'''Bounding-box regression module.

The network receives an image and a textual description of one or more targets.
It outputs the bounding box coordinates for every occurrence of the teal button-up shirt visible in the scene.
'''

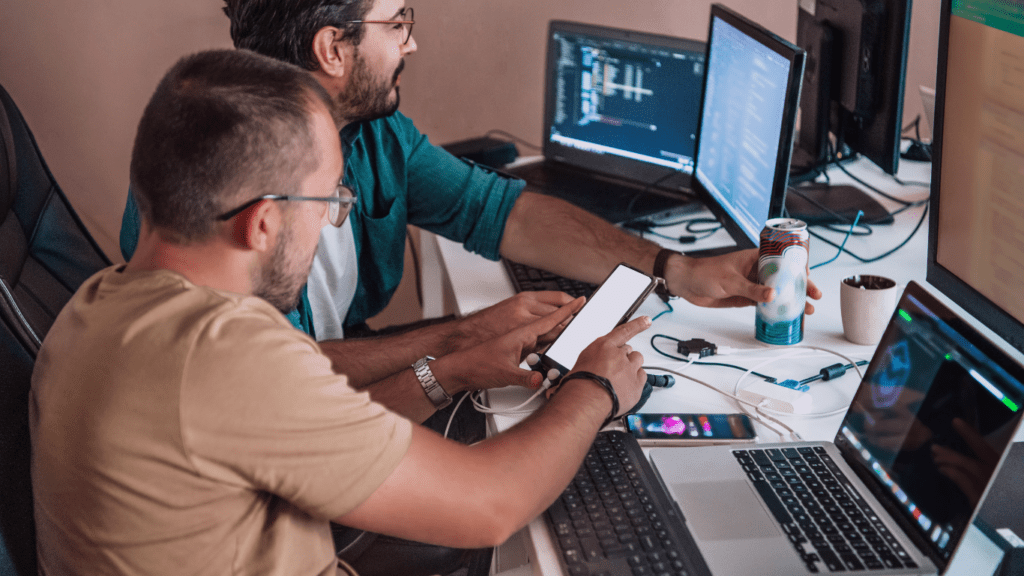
[121,111,525,335]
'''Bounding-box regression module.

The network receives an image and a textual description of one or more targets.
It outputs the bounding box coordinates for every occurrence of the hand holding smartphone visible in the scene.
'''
[533,263,658,384]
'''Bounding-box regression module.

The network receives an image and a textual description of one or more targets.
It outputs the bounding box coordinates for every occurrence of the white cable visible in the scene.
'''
[469,381,550,416]
[443,391,473,440]
[645,365,798,441]
[732,345,867,419]
[643,352,698,375]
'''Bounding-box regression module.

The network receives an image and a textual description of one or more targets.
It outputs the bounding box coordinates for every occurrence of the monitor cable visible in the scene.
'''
[484,129,542,152]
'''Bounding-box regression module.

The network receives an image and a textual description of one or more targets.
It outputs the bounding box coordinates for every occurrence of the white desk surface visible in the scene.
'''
[428,158,1017,576]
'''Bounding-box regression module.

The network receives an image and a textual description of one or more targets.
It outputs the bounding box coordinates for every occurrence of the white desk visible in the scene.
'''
[426,158,1015,576]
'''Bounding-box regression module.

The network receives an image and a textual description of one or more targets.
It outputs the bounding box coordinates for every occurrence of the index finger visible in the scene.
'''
[601,316,652,347]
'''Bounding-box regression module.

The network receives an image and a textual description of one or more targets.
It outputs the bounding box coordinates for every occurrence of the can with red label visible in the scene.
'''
[756,218,810,345]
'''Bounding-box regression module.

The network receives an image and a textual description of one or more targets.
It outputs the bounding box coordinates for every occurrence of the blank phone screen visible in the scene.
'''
[544,265,654,370]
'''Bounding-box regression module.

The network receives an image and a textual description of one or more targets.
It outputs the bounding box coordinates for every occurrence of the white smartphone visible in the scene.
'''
[535,263,658,382]
[624,413,758,446]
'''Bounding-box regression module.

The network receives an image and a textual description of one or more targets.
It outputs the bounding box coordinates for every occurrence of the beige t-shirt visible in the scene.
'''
[30,266,412,575]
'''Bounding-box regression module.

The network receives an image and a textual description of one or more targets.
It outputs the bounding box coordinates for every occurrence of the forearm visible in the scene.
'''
[319,321,470,388]
[354,350,482,423]
[359,369,437,423]
[336,377,612,548]
[500,191,662,283]
[461,378,613,534]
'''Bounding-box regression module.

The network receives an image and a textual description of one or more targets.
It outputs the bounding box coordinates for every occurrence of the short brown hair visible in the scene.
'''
[130,49,333,244]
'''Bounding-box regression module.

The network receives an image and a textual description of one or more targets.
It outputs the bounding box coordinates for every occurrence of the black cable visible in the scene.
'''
[901,115,922,137]
[892,177,931,188]
[627,217,721,244]
[684,218,722,236]
[807,203,929,264]
[484,129,542,152]
[822,222,872,235]
[624,168,692,219]
[650,335,778,383]
[799,361,870,385]
[832,154,917,207]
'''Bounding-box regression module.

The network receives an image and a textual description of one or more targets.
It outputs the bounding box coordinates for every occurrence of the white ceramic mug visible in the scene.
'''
[840,275,900,345]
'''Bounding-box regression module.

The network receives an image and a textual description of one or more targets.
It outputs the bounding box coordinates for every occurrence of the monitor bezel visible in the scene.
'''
[541,20,707,190]
[925,0,1024,356]
[690,4,805,249]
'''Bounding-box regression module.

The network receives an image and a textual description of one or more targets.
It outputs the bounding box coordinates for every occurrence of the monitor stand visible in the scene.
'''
[786,182,894,226]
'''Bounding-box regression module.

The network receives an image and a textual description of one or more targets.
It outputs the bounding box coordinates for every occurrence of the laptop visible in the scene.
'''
[505,20,708,224]
[648,281,1024,575]
[510,7,803,256]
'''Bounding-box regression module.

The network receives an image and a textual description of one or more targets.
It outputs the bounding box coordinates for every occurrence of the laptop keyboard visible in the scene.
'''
[502,259,597,298]
[733,447,919,573]
[546,431,711,576]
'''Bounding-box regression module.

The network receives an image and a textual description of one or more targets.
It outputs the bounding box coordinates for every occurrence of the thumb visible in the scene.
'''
[511,367,544,389]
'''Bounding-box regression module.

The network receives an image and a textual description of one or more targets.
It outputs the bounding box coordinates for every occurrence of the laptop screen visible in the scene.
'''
[694,10,801,245]
[544,22,705,180]
[837,284,1024,567]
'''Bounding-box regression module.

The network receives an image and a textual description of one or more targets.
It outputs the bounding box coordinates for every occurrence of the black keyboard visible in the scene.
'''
[545,431,711,576]
[502,259,597,298]
[733,447,919,573]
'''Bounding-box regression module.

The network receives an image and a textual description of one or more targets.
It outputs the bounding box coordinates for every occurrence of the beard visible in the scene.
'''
[334,52,403,124]
[252,225,315,315]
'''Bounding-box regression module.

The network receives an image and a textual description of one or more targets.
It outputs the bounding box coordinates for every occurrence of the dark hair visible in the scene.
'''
[223,0,374,71]
[130,49,334,244]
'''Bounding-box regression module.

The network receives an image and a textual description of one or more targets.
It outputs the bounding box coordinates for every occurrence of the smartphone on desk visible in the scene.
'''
[624,413,757,446]
[535,263,658,382]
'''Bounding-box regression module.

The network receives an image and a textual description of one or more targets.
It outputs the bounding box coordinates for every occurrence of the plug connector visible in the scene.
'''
[819,363,851,381]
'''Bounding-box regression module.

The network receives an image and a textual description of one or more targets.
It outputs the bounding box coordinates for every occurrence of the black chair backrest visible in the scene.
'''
[0,82,111,576]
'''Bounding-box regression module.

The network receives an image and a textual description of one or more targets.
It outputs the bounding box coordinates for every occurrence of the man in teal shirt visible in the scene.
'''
[121,0,821,388]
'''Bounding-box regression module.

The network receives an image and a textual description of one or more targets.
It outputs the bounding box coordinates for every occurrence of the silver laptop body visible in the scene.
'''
[650,282,1024,576]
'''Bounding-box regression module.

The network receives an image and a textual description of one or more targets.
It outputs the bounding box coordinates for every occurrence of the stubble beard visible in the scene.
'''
[334,51,403,125]
[253,226,315,315]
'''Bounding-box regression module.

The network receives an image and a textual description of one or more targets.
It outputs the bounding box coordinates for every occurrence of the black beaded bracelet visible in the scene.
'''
[560,371,620,429]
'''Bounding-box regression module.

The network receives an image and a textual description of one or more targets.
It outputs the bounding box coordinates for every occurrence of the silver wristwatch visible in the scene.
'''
[412,356,452,409]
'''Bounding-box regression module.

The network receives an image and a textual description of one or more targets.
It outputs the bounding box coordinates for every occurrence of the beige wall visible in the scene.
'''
[0,1,232,259]
[0,0,940,317]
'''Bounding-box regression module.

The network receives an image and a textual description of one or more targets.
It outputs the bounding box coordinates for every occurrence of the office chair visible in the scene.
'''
[0,82,112,576]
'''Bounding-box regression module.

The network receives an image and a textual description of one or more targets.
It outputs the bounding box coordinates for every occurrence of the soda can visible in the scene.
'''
[756,218,809,345]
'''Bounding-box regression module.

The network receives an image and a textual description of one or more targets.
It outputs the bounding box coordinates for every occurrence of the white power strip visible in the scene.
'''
[738,381,814,414]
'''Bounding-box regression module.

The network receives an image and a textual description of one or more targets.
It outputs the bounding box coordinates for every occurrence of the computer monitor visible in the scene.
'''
[787,0,913,225]
[926,0,1024,356]
[543,21,707,186]
[689,3,804,249]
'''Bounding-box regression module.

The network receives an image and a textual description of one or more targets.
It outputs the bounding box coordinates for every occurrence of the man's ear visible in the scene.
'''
[238,200,281,254]
[312,26,349,80]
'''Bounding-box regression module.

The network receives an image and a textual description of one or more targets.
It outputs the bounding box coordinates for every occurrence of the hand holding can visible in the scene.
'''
[756,218,809,345]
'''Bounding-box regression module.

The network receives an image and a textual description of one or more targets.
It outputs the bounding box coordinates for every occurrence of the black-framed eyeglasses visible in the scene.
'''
[345,6,414,44]
[215,183,358,228]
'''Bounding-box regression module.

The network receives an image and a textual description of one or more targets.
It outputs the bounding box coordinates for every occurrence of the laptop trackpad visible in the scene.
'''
[673,481,780,541]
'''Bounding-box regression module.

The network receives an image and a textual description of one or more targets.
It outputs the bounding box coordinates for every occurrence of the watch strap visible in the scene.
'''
[412,356,452,410]
[653,248,681,302]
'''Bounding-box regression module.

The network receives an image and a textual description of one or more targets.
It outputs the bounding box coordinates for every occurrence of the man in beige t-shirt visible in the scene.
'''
[31,50,650,575]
